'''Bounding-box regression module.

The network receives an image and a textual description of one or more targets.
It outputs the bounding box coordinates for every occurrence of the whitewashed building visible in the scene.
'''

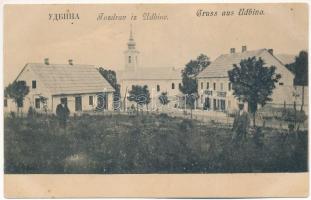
[196,47,307,113]
[118,27,183,110]
[4,59,115,114]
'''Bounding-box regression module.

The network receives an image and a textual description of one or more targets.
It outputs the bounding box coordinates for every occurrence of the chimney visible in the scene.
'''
[44,58,49,65]
[68,59,73,65]
[268,49,273,55]
[242,45,247,52]
[230,48,235,54]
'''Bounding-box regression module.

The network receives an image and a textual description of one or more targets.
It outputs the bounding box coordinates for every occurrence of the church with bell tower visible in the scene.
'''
[124,25,139,71]
[118,24,183,111]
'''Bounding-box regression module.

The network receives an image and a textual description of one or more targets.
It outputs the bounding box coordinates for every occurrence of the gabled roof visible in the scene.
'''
[197,49,293,78]
[275,54,296,65]
[18,63,115,95]
[118,67,182,81]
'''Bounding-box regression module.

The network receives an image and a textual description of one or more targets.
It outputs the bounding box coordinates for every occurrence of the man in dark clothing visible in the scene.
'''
[56,101,70,128]
[232,103,250,144]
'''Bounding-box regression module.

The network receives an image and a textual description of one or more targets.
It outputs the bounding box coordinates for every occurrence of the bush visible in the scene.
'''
[158,113,169,119]
[179,119,193,131]
[282,109,307,123]
[27,106,36,118]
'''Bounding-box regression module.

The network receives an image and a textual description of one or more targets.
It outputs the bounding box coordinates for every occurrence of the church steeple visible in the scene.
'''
[127,24,136,50]
[124,24,139,71]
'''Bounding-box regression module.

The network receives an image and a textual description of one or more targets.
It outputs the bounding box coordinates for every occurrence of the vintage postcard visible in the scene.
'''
[3,2,309,198]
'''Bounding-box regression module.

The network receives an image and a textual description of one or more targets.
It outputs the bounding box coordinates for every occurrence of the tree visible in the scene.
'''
[127,85,151,115]
[288,51,308,111]
[179,54,210,119]
[158,92,170,111]
[228,57,281,127]
[4,80,30,115]
[98,67,121,110]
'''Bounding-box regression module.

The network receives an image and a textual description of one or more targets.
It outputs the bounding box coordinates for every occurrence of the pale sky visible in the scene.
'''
[4,3,308,85]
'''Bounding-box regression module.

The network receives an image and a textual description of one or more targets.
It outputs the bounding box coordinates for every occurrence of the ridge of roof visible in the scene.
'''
[19,62,115,95]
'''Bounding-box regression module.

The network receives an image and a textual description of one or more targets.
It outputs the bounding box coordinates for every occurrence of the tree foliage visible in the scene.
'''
[179,54,210,111]
[285,51,308,86]
[5,81,30,108]
[158,92,170,108]
[127,85,151,114]
[98,67,121,109]
[228,57,281,126]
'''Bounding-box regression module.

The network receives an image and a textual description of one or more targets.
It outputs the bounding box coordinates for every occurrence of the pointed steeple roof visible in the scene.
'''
[127,24,136,49]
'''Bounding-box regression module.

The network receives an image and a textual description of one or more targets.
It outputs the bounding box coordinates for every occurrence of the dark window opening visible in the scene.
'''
[4,99,7,107]
[60,97,67,105]
[228,83,232,91]
[157,85,160,92]
[89,96,93,105]
[32,80,36,89]
[128,56,132,63]
[206,82,209,89]
[201,82,203,89]
[172,83,175,89]
[213,83,216,90]
[279,82,284,86]
[35,98,40,109]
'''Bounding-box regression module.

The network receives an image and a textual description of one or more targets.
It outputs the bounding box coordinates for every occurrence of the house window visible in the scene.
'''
[220,83,224,91]
[279,82,284,86]
[32,80,36,89]
[89,96,93,105]
[60,97,67,105]
[206,82,209,89]
[213,83,216,90]
[128,56,132,63]
[35,98,40,109]
[201,82,203,89]
[157,85,160,92]
[4,99,7,107]
[228,83,232,91]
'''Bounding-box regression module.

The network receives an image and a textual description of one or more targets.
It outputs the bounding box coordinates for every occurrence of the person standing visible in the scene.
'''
[232,102,250,144]
[56,100,70,128]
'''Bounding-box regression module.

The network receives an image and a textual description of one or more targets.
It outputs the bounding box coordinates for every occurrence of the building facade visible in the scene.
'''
[118,27,183,111]
[197,47,306,113]
[4,59,115,114]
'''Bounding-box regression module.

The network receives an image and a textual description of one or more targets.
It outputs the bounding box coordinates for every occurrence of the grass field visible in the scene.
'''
[4,113,308,174]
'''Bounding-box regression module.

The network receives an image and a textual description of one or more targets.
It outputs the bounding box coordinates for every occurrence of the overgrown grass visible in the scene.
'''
[4,113,308,174]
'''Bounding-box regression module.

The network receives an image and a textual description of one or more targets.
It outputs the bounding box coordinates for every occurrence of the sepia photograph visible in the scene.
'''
[3,2,309,197]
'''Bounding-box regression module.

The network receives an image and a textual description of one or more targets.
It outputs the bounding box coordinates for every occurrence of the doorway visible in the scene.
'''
[75,96,82,111]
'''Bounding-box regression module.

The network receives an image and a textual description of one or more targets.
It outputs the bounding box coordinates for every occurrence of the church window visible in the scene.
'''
[172,83,175,89]
[213,83,216,90]
[157,85,160,92]
[128,56,132,63]
[206,82,209,89]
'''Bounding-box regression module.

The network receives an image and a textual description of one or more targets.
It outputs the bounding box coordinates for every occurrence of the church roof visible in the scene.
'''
[118,67,182,81]
[197,49,293,78]
[18,63,115,95]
